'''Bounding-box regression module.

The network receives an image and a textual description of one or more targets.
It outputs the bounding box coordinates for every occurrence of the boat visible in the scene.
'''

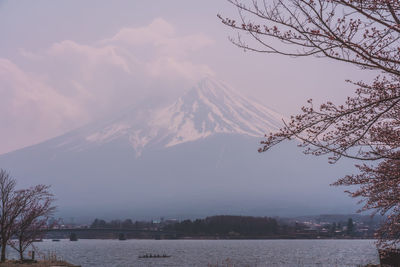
[138,253,171,259]
[69,233,78,241]
[52,239,60,242]
[118,233,126,240]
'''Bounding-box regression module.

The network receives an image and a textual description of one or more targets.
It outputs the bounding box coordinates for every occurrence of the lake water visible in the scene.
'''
[7,239,380,267]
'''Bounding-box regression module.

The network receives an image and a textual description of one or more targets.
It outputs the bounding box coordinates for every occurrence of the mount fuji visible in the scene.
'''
[0,78,356,221]
[46,78,284,156]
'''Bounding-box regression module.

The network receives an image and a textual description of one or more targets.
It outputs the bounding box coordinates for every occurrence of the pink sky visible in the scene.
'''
[0,0,371,154]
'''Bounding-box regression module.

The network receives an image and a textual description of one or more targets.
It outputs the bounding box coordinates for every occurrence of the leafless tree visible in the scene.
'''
[0,169,55,261]
[0,169,23,262]
[8,185,55,260]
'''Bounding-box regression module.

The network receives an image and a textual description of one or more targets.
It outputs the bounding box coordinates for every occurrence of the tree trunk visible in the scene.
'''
[1,236,6,262]
[19,239,23,261]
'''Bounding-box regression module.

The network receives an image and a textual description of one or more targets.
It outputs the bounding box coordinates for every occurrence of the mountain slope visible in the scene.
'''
[150,78,283,147]
[49,78,283,156]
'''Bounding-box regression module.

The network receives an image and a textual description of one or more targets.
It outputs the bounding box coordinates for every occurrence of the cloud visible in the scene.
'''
[0,58,86,154]
[1,18,214,154]
[23,18,214,108]
[48,40,132,74]
[100,18,214,57]
[101,18,176,46]
[146,57,213,82]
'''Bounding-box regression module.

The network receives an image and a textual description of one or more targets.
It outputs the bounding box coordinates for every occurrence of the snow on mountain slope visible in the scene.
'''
[61,78,285,155]
[151,78,283,147]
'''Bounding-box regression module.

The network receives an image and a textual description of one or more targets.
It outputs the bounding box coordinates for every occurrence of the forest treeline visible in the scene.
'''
[90,215,281,236]
[163,215,279,235]
[88,215,378,239]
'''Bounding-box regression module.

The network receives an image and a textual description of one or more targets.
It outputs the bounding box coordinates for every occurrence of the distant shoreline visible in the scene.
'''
[42,236,376,241]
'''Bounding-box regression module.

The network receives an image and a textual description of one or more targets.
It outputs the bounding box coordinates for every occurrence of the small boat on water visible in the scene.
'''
[52,239,60,242]
[118,233,126,240]
[138,253,171,259]
[69,233,78,241]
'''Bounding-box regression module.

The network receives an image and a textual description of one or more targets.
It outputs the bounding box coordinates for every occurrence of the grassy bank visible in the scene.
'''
[0,260,80,267]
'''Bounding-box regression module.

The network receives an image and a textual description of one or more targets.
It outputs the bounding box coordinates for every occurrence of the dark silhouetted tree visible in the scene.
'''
[8,185,55,260]
[0,169,55,261]
[0,169,23,262]
[347,218,354,235]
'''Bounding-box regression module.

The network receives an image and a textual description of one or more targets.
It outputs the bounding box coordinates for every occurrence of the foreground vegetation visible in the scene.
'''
[0,260,79,267]
[220,0,400,249]
[0,169,55,262]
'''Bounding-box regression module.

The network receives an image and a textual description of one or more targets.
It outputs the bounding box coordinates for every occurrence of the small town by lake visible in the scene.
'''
[9,239,379,267]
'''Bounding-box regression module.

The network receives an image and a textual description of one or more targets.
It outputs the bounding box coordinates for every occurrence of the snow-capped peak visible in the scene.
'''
[151,78,284,147]
[76,77,285,155]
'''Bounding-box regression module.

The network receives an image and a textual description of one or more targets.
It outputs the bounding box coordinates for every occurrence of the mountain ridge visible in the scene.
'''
[13,77,284,157]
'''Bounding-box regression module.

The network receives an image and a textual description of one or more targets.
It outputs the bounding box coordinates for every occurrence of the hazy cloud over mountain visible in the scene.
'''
[0,0,372,155]
[0,18,214,154]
